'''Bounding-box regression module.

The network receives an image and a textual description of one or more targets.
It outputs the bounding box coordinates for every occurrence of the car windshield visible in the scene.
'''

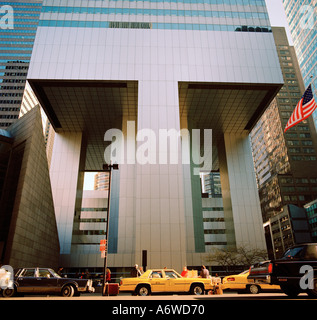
[282,246,304,259]
[150,271,163,278]
[165,271,181,279]
[49,269,61,278]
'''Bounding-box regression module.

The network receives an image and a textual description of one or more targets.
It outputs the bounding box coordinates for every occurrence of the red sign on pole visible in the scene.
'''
[100,239,107,252]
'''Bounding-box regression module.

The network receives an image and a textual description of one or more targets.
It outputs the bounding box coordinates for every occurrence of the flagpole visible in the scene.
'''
[310,75,317,94]
[309,75,317,132]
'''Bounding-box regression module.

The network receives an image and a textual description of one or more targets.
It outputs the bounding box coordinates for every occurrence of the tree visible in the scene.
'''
[236,245,268,267]
[205,245,268,272]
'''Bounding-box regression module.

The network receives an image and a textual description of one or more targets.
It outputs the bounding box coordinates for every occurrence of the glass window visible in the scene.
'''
[20,268,36,277]
[282,246,305,260]
[35,2,273,32]
[150,271,163,278]
[165,271,181,279]
[38,269,51,278]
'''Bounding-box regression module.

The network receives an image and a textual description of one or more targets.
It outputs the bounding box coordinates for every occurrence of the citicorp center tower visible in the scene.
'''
[28,0,283,271]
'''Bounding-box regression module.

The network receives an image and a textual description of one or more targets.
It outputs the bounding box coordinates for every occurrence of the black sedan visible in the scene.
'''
[1,267,95,297]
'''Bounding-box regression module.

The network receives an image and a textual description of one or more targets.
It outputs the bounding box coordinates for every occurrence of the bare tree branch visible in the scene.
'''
[205,246,268,271]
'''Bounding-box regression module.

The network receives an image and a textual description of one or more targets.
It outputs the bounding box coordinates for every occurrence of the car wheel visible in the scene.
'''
[136,285,151,296]
[190,284,204,295]
[307,278,317,298]
[61,285,75,297]
[2,287,16,298]
[247,284,260,294]
[280,284,300,298]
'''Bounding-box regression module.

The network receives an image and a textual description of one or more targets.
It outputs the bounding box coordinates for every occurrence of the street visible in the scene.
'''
[1,291,315,300]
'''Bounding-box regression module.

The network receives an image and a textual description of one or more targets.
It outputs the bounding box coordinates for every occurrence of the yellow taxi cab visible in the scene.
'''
[222,270,280,294]
[119,269,213,296]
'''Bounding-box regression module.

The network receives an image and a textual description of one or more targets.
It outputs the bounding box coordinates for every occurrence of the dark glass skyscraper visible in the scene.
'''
[250,27,317,225]
[0,1,42,128]
[282,0,317,130]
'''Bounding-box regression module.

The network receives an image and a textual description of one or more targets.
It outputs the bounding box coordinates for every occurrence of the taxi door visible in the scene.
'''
[164,270,187,292]
[148,271,166,292]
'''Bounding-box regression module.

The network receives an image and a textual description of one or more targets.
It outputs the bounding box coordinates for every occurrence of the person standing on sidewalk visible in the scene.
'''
[131,264,141,277]
[200,265,209,278]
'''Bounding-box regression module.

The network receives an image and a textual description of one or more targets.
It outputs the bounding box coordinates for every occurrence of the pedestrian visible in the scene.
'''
[181,266,188,278]
[106,268,111,282]
[57,267,63,276]
[200,265,209,278]
[131,264,141,277]
[85,269,90,279]
[139,266,144,275]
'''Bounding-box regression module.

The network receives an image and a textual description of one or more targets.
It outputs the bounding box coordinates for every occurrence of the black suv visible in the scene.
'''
[248,243,317,298]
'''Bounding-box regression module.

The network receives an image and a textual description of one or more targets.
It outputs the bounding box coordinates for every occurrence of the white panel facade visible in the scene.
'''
[49,132,83,254]
[223,132,266,249]
[29,28,282,85]
[29,17,283,269]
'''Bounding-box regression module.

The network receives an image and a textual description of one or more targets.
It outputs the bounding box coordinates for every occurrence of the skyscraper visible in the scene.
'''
[0,0,42,128]
[0,106,60,268]
[282,0,317,129]
[94,172,110,191]
[250,27,317,256]
[27,0,283,271]
[201,172,222,198]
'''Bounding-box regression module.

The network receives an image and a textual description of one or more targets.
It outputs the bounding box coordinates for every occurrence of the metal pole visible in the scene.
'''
[310,74,317,93]
[102,167,112,296]
[309,74,317,128]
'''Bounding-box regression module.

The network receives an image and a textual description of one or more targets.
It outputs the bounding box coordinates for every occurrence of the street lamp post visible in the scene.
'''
[102,163,119,296]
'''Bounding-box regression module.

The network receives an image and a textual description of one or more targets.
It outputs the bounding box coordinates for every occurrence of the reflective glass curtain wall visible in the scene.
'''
[282,0,317,130]
[39,0,271,32]
[0,1,42,128]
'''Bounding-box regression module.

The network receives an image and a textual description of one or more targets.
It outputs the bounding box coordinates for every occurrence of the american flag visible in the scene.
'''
[284,84,317,133]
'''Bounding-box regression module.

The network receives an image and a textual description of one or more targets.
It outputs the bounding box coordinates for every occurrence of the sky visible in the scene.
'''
[83,0,293,190]
[265,0,293,44]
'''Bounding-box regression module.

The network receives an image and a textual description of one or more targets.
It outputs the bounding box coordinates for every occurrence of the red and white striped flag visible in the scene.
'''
[284,84,317,133]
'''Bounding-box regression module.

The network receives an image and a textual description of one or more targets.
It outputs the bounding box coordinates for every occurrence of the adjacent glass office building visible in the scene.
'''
[27,0,283,271]
[0,1,42,128]
[250,27,317,258]
[251,27,317,223]
[282,0,317,130]
[304,199,317,241]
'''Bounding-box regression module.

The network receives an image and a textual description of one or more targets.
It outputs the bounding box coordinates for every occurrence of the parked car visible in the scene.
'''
[222,270,280,294]
[119,268,213,296]
[248,243,317,298]
[1,267,95,297]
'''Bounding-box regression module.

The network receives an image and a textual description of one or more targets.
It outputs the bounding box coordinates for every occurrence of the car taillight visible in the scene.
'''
[268,263,273,274]
[120,280,122,286]
[227,277,235,281]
